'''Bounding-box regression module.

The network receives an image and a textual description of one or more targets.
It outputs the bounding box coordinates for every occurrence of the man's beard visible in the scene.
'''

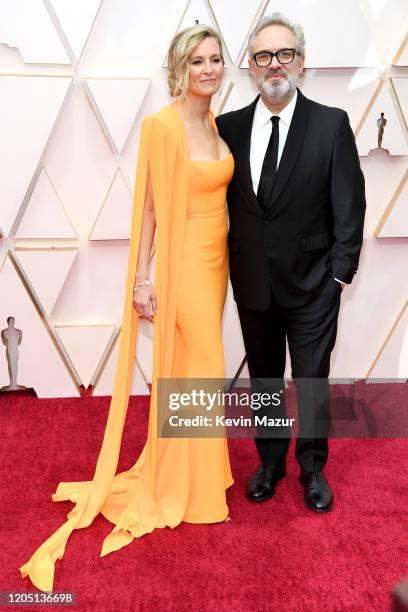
[258,69,298,100]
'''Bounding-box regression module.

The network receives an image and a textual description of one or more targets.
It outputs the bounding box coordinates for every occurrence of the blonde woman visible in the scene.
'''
[20,25,234,592]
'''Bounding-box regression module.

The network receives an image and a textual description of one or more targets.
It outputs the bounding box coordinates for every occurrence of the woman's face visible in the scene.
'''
[187,36,223,98]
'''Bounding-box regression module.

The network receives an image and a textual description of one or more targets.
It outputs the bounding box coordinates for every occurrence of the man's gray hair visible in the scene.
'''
[248,13,306,58]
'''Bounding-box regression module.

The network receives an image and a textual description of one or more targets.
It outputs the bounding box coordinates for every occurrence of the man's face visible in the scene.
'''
[248,24,304,100]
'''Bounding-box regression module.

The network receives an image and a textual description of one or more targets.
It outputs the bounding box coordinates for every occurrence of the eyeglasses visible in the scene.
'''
[252,48,299,67]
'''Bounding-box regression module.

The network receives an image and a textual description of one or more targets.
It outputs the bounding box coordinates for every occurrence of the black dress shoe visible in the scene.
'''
[247,459,286,502]
[299,470,333,512]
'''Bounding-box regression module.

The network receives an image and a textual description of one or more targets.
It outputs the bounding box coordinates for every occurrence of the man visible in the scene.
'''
[216,13,366,512]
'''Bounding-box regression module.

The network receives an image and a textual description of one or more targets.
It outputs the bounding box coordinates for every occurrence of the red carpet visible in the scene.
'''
[2,390,407,611]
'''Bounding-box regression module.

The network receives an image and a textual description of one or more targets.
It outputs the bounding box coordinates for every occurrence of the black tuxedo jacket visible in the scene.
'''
[216,89,366,310]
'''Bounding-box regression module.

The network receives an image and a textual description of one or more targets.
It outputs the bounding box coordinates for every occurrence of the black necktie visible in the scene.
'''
[257,115,280,210]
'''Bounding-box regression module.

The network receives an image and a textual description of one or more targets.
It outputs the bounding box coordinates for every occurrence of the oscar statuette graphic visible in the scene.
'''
[377,112,387,148]
[1,317,28,392]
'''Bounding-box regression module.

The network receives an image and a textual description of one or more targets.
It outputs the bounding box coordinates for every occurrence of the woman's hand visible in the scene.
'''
[133,284,157,323]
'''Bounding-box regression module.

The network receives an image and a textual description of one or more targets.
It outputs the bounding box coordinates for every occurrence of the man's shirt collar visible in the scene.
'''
[254,88,298,128]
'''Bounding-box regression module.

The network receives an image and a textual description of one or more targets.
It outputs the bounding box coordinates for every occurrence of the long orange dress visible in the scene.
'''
[19,105,234,592]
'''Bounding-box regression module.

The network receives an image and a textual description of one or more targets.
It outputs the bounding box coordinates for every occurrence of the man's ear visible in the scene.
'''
[298,56,305,75]
[248,57,254,78]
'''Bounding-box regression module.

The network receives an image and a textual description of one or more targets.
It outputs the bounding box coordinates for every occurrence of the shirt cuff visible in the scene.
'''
[334,277,346,285]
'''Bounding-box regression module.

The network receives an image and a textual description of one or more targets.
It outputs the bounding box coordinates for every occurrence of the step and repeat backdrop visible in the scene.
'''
[0,0,407,397]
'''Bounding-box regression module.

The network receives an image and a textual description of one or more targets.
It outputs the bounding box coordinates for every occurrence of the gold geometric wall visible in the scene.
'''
[0,0,407,397]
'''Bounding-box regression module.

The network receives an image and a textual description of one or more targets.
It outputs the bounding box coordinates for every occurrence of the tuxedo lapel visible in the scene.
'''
[265,89,311,212]
[233,96,263,215]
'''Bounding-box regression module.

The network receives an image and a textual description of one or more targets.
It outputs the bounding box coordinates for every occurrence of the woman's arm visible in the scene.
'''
[133,165,157,322]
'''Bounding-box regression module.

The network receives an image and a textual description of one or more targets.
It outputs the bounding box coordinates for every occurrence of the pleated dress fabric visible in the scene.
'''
[19,106,234,592]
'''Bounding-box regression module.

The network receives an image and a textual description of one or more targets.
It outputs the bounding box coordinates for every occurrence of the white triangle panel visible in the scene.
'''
[222,282,246,379]
[395,38,408,66]
[392,77,408,129]
[42,81,118,238]
[135,318,154,385]
[360,151,408,238]
[210,80,233,116]
[377,171,408,237]
[14,248,78,316]
[55,324,116,388]
[301,69,380,132]
[364,0,408,64]
[178,0,218,33]
[0,76,71,238]
[356,83,408,156]
[89,170,133,240]
[0,254,79,398]
[331,238,408,379]
[164,0,224,67]
[86,78,150,152]
[220,81,255,114]
[212,78,256,117]
[209,0,262,63]
[0,249,6,271]
[133,357,149,395]
[0,0,70,63]
[15,168,77,239]
[79,0,186,76]
[258,0,380,68]
[49,0,102,60]
[368,301,408,380]
[93,332,149,396]
[133,356,149,395]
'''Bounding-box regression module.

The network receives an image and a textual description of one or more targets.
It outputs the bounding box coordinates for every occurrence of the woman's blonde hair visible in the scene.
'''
[167,25,224,99]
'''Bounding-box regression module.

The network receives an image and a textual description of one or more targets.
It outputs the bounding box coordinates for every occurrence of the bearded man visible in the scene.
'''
[216,13,366,512]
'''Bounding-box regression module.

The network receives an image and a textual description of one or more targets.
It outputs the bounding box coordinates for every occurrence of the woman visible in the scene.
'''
[19,25,234,592]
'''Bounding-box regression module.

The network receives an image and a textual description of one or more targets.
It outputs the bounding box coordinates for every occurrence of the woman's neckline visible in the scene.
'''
[169,104,232,163]
[189,153,233,163]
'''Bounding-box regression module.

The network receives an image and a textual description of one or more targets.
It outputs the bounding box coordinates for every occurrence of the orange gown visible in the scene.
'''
[19,105,234,592]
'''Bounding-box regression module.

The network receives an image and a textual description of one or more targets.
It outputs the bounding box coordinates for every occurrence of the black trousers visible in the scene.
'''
[237,274,341,473]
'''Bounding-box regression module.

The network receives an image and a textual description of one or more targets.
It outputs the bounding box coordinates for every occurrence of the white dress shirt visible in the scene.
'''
[249,90,345,287]
[250,89,297,195]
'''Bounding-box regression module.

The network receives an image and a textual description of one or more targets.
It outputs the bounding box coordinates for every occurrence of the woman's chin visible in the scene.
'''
[190,88,219,99]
